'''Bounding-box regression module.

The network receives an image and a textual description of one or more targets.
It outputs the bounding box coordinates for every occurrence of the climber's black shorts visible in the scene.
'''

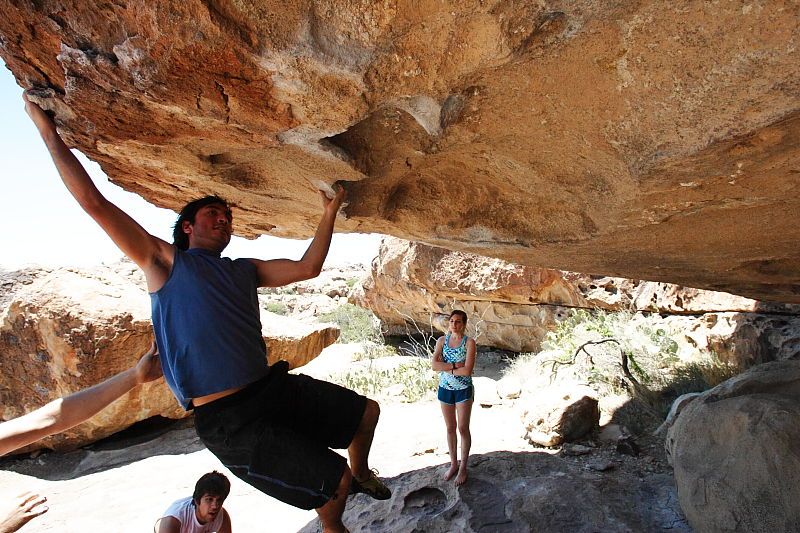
[194,361,367,509]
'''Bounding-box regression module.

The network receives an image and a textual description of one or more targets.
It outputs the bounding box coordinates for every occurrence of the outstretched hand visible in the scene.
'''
[22,92,57,135]
[0,492,48,533]
[320,184,347,216]
[134,340,163,385]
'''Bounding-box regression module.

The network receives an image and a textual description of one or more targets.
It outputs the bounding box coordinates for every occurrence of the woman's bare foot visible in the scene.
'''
[443,463,459,481]
[454,467,468,486]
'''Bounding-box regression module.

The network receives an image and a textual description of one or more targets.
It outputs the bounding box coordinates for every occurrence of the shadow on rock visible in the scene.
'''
[0,416,204,481]
[300,450,690,533]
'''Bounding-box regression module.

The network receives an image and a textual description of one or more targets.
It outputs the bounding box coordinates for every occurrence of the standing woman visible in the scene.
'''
[432,310,476,485]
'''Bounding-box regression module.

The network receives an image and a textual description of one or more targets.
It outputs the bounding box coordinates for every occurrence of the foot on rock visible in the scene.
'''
[351,469,392,500]
[443,464,459,481]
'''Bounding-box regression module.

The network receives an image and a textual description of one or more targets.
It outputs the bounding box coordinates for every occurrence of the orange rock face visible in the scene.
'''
[0,263,338,452]
[355,238,800,355]
[1,2,799,301]
[0,265,186,453]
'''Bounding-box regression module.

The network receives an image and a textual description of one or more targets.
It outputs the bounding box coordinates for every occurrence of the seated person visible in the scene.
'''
[156,471,232,533]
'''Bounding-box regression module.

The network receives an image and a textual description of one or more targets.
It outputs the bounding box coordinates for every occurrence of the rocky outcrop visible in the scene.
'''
[0,265,184,453]
[264,313,339,368]
[300,451,689,532]
[356,238,800,356]
[2,3,799,302]
[258,264,366,319]
[666,359,800,533]
[520,385,600,447]
[0,263,338,452]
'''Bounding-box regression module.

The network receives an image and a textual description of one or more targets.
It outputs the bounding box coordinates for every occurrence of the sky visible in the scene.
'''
[0,63,380,270]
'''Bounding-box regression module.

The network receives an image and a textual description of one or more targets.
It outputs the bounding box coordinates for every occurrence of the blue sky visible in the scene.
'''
[0,63,379,269]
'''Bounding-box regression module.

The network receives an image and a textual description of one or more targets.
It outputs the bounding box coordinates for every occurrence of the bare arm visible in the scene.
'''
[250,188,346,287]
[452,338,476,376]
[155,516,181,533]
[431,337,470,373]
[23,94,174,291]
[0,492,48,533]
[431,337,450,371]
[219,509,232,533]
[0,343,162,456]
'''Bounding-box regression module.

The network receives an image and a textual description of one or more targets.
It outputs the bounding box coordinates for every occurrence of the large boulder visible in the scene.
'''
[520,384,600,447]
[356,237,800,354]
[300,451,689,532]
[666,359,800,532]
[0,265,184,453]
[263,312,339,368]
[2,3,799,302]
[0,264,338,452]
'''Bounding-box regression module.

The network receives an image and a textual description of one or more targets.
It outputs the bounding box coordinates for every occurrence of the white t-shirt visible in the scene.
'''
[161,496,225,533]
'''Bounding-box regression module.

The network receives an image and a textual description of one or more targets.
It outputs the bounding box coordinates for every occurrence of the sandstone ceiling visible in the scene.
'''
[1,1,798,302]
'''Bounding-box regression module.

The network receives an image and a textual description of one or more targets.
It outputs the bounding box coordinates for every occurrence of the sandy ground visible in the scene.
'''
[0,344,532,532]
[1,343,670,532]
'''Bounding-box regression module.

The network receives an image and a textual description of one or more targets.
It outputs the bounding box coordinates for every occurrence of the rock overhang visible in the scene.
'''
[1,1,798,301]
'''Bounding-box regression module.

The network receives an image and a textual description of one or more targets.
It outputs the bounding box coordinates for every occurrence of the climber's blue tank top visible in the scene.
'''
[150,248,269,410]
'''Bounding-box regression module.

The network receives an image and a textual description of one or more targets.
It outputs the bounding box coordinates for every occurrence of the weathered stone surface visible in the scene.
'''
[496,375,521,400]
[2,3,799,302]
[666,359,800,533]
[357,237,800,354]
[361,239,800,316]
[355,237,576,351]
[661,312,800,369]
[0,265,185,453]
[653,392,700,439]
[300,451,689,533]
[0,264,338,452]
[520,384,600,447]
[259,264,366,320]
[472,376,500,407]
[264,312,339,368]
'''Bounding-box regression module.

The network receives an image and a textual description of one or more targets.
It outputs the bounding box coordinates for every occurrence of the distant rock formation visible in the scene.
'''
[666,359,800,532]
[2,4,799,301]
[355,238,800,359]
[0,263,338,452]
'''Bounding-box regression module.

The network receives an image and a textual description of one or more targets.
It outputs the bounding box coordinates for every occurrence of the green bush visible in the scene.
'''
[317,304,382,344]
[354,342,398,361]
[509,309,737,416]
[263,301,289,315]
[331,357,437,402]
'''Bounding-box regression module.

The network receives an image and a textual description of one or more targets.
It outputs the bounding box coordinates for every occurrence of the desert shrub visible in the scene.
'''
[508,309,736,416]
[330,357,437,402]
[354,342,397,362]
[263,301,289,315]
[317,304,382,344]
[663,358,737,398]
[277,285,298,295]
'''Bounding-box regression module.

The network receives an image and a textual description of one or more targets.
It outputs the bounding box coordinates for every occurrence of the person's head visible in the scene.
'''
[192,471,230,524]
[448,310,468,334]
[173,195,232,252]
